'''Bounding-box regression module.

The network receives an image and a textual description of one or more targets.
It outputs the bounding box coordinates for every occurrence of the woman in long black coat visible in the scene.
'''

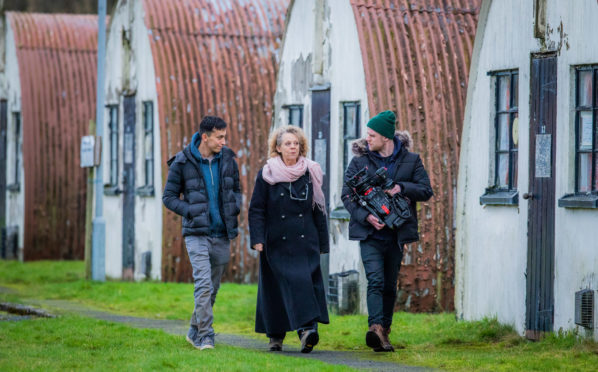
[248,125,329,353]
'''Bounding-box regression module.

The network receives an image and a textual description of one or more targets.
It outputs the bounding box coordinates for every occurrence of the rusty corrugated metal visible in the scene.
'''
[140,0,289,282]
[7,12,99,260]
[350,0,480,311]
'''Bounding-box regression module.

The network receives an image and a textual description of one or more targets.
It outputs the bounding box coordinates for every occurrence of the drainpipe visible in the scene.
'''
[92,0,107,281]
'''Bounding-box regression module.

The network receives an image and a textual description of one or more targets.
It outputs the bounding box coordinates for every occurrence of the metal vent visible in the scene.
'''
[328,270,359,315]
[140,251,152,279]
[575,289,594,329]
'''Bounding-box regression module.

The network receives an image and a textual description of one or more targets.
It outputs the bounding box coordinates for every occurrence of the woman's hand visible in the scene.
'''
[253,243,264,252]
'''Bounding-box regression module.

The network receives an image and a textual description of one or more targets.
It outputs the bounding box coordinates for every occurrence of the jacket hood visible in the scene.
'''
[351,130,412,157]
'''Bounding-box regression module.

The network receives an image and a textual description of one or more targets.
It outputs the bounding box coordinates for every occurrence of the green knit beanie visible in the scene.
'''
[367,110,396,139]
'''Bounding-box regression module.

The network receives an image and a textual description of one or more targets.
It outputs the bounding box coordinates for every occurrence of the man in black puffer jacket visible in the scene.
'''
[342,110,433,352]
[163,116,241,351]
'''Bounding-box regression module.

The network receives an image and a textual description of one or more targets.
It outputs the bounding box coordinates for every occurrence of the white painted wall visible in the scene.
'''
[457,0,598,338]
[103,3,126,278]
[546,0,598,338]
[456,0,537,333]
[103,0,162,280]
[3,18,24,260]
[326,0,370,314]
[274,0,370,313]
[273,0,316,137]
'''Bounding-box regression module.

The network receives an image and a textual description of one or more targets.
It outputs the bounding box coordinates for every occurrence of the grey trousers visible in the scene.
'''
[185,235,230,338]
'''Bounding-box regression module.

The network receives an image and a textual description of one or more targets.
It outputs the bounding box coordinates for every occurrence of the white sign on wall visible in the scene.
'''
[80,135,101,168]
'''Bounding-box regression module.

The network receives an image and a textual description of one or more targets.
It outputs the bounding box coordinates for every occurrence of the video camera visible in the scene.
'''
[346,166,411,229]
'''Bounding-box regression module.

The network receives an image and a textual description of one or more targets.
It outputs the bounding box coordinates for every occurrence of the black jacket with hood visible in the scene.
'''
[162,141,242,240]
[341,131,433,245]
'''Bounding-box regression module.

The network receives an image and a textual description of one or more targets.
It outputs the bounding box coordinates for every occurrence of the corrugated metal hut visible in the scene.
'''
[456,0,598,340]
[0,12,99,260]
[101,0,288,280]
[273,0,480,312]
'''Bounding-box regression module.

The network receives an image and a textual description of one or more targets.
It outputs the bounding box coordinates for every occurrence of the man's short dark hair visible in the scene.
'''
[199,116,227,136]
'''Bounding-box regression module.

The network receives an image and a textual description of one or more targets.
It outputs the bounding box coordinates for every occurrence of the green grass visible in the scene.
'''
[0,315,352,371]
[1,260,598,371]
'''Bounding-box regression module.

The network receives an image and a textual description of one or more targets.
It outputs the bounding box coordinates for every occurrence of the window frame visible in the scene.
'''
[558,65,598,209]
[285,105,303,128]
[103,105,120,196]
[136,101,154,197]
[342,101,360,172]
[108,105,119,186]
[7,112,21,192]
[480,69,519,206]
[574,66,597,193]
[493,70,519,191]
[330,101,361,221]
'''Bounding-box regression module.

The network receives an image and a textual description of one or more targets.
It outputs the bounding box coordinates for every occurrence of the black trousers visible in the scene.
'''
[360,238,404,328]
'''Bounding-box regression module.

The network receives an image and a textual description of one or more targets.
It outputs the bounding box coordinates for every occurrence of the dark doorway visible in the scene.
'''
[0,100,7,258]
[526,53,557,340]
[310,87,331,209]
[311,86,331,296]
[122,95,136,279]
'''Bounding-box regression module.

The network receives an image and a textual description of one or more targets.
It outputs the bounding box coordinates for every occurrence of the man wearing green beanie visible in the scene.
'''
[366,110,396,140]
[342,110,433,352]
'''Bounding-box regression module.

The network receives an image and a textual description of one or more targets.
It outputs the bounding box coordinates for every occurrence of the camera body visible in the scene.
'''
[346,166,411,229]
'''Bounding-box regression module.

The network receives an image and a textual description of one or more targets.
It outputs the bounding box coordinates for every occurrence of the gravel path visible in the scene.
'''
[1,293,436,372]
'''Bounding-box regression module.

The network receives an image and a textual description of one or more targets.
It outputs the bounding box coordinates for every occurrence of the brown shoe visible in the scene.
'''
[268,337,283,351]
[381,327,395,352]
[365,324,385,351]
[299,329,319,353]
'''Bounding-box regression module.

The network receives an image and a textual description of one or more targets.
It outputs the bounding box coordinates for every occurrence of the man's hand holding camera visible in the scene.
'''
[366,214,385,230]
[384,184,401,196]
[366,184,401,230]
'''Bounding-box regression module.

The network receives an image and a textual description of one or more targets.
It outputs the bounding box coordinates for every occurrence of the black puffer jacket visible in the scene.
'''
[341,131,433,245]
[162,144,241,239]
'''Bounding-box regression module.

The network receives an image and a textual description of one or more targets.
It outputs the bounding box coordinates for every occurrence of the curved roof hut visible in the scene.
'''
[456,0,598,339]
[1,12,99,260]
[101,0,288,280]
[273,0,480,312]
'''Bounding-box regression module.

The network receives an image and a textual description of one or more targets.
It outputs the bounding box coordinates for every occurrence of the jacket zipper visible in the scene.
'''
[208,159,214,186]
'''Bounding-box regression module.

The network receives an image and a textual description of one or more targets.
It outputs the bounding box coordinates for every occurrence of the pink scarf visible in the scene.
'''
[262,156,326,213]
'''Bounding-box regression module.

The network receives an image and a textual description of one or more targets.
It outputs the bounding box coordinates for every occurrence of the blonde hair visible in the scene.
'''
[268,125,309,158]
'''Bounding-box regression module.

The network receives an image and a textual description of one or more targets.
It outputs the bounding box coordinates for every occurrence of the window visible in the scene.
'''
[139,101,154,194]
[493,71,519,190]
[286,105,303,128]
[558,66,598,209]
[480,70,519,205]
[108,105,119,187]
[574,67,598,193]
[8,112,21,191]
[343,102,360,171]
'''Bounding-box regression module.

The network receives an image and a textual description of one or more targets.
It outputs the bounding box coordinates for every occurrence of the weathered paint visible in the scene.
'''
[103,0,163,280]
[145,0,288,283]
[273,0,371,313]
[274,0,479,313]
[3,12,99,260]
[456,0,598,338]
[2,17,24,260]
[350,0,480,312]
[103,0,288,282]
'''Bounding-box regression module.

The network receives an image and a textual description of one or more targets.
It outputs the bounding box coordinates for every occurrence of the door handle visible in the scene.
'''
[522,192,534,200]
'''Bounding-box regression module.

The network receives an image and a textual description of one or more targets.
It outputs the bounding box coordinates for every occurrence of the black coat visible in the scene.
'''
[248,169,329,334]
[162,145,241,239]
[342,133,433,245]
